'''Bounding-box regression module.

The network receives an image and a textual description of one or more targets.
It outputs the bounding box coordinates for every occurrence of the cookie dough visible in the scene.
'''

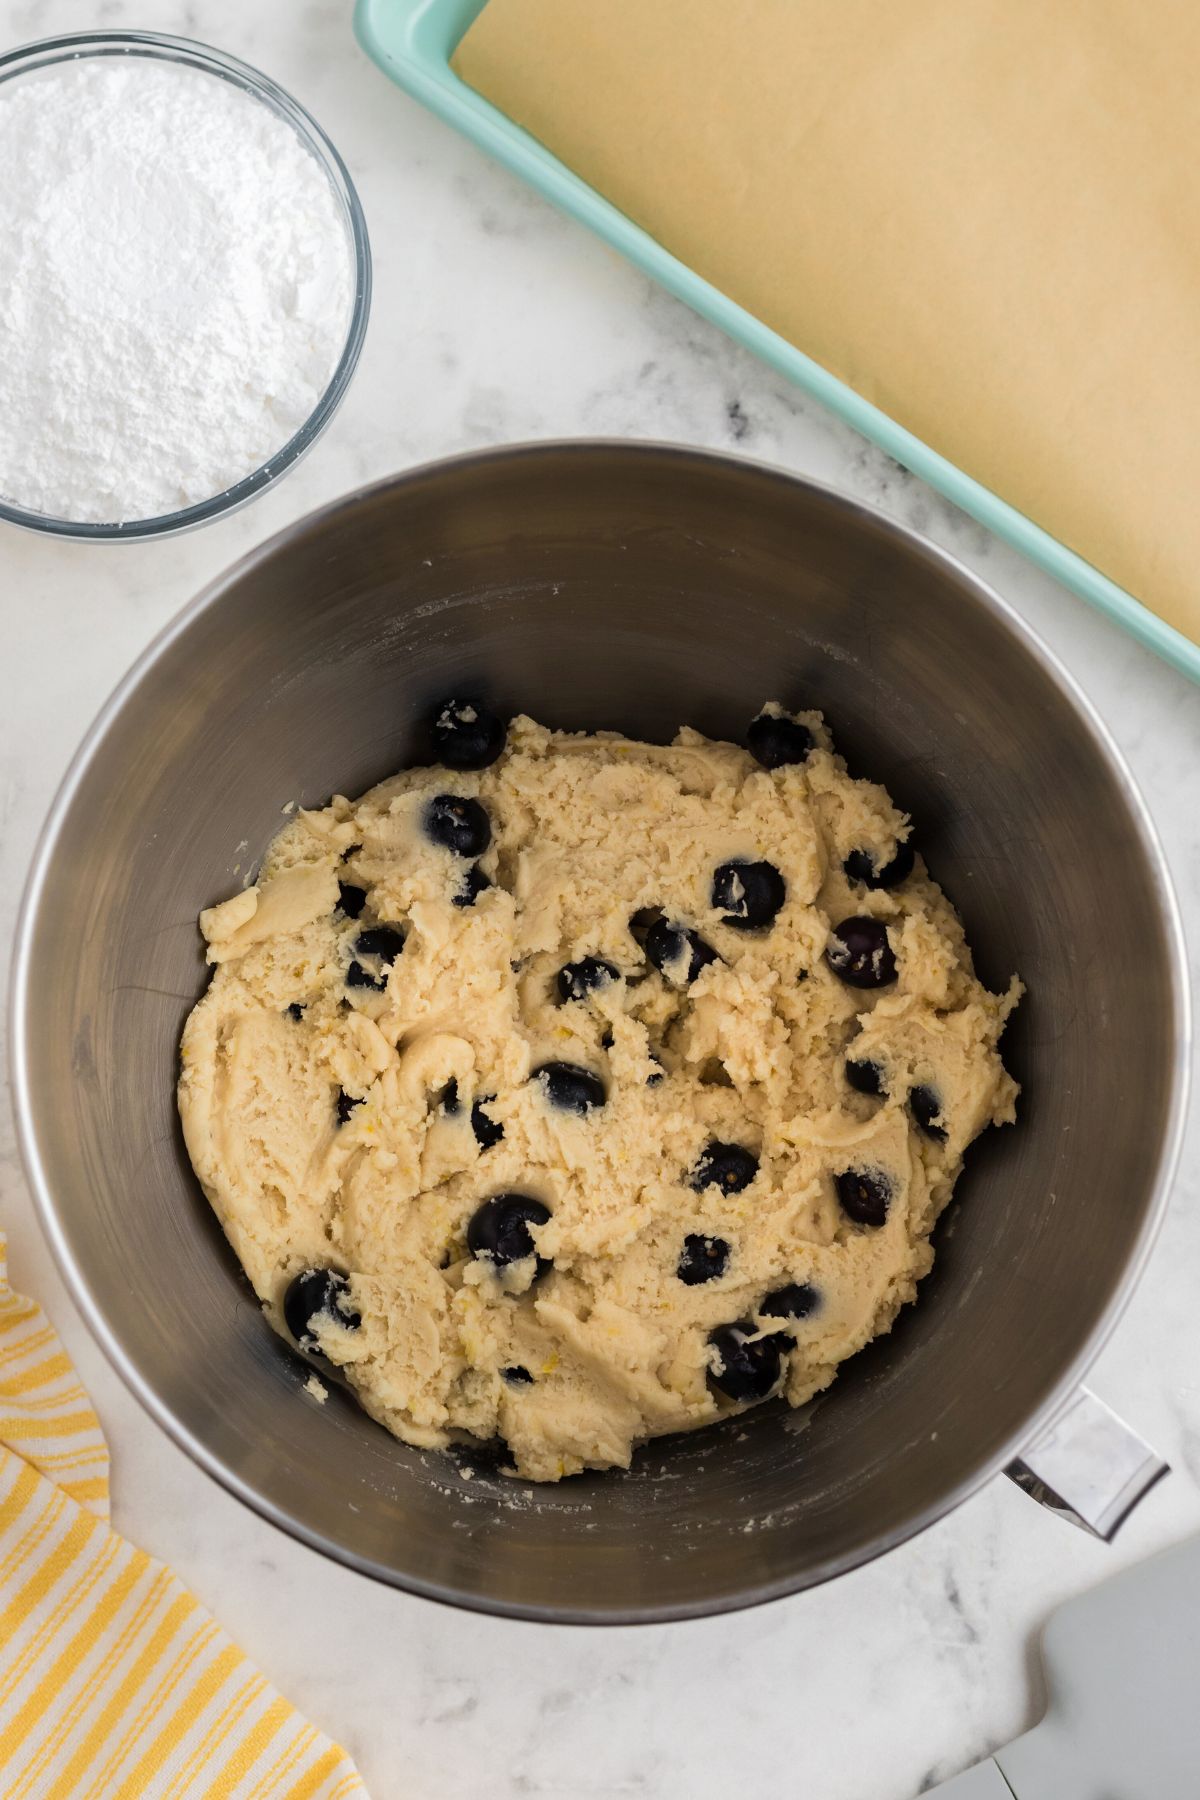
[179,704,1020,1482]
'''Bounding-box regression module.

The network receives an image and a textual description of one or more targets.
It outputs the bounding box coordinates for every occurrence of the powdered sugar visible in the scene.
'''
[0,55,355,524]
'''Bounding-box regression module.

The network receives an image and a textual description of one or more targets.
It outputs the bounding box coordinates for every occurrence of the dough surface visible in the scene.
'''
[179,708,1020,1482]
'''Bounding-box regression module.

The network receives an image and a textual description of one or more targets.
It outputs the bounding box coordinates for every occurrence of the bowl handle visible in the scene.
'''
[1005,1387,1168,1541]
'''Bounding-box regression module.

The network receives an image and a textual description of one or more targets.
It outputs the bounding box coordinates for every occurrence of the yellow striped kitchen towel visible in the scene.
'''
[0,1236,368,1799]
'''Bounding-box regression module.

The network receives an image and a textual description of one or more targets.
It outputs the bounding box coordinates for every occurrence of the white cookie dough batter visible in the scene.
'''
[179,703,1020,1482]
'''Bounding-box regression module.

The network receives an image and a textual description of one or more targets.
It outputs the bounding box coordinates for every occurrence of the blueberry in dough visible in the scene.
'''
[471,1096,504,1152]
[442,1080,503,1149]
[335,1087,361,1125]
[825,917,897,988]
[691,1141,759,1195]
[453,1436,512,1477]
[466,1194,551,1270]
[761,1282,821,1322]
[844,839,916,890]
[431,698,506,770]
[708,1322,786,1402]
[909,1084,948,1141]
[283,1268,360,1351]
[534,1062,607,1115]
[337,880,367,919]
[677,1234,730,1285]
[354,924,406,963]
[628,907,661,947]
[346,960,387,992]
[441,1080,503,1149]
[502,1365,534,1386]
[557,956,618,1003]
[425,794,491,857]
[835,1167,891,1228]
[845,1056,886,1096]
[285,1002,305,1022]
[747,711,814,769]
[643,916,719,984]
[711,859,786,931]
[454,865,491,908]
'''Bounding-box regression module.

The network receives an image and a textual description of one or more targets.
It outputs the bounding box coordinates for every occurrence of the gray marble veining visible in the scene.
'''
[1,4,1198,1797]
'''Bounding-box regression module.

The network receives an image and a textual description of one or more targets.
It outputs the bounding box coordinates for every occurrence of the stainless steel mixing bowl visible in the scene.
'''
[12,443,1189,1622]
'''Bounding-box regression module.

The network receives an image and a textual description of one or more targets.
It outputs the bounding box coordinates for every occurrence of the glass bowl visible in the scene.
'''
[0,31,372,541]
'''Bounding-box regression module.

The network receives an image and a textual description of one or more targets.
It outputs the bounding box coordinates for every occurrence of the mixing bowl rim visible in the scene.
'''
[9,440,1191,1623]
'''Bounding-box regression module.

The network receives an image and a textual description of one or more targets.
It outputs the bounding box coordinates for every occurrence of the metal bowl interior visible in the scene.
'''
[0,30,371,541]
[12,444,1188,1622]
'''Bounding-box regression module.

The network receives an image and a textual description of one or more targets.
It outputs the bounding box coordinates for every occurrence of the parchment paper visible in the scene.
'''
[454,0,1200,647]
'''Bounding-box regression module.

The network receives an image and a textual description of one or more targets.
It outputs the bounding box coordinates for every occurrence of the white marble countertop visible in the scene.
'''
[2,3,1198,1796]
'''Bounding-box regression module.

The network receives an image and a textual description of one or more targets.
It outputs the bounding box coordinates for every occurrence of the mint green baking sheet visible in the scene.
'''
[355,0,1200,687]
